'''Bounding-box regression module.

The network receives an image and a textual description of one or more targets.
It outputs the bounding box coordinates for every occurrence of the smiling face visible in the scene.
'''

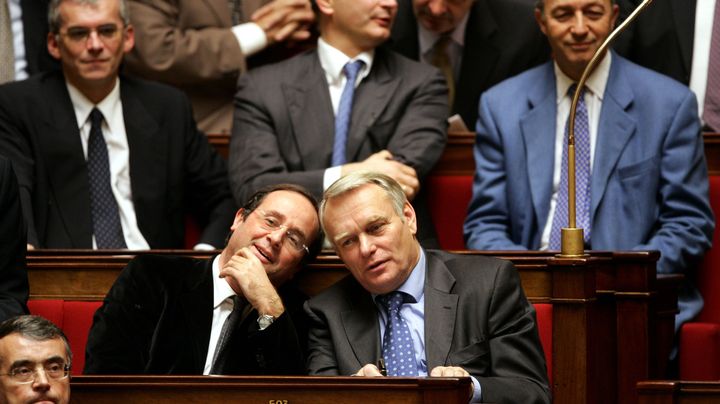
[535,0,617,80]
[323,184,420,295]
[224,190,320,286]
[47,0,134,101]
[316,0,398,57]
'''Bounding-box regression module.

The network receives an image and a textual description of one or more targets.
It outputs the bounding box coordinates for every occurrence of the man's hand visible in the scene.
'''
[353,364,385,376]
[219,247,285,317]
[251,0,314,44]
[342,150,420,200]
[430,366,470,377]
[26,244,34,250]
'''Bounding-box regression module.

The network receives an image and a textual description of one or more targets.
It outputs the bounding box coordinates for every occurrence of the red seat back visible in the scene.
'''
[427,175,474,250]
[697,175,720,323]
[533,303,553,384]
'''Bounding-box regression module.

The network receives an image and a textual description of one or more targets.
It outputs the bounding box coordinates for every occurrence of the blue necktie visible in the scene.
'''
[332,60,365,166]
[87,108,126,249]
[550,84,592,249]
[377,291,418,377]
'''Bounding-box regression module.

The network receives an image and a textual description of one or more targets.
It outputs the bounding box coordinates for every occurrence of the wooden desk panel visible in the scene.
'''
[637,381,720,404]
[69,375,472,404]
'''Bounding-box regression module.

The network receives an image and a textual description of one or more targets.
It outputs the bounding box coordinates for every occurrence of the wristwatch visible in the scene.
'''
[257,314,275,330]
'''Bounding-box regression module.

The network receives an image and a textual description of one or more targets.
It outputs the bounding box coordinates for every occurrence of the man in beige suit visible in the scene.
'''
[124,0,314,134]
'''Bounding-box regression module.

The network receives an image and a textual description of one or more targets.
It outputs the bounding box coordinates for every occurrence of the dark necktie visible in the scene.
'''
[377,291,418,377]
[0,0,14,84]
[704,1,720,131]
[87,108,126,249]
[430,35,455,111]
[228,0,244,25]
[331,60,365,166]
[550,84,592,249]
[210,295,244,374]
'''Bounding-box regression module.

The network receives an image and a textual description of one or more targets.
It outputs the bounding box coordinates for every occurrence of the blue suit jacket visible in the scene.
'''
[464,54,714,324]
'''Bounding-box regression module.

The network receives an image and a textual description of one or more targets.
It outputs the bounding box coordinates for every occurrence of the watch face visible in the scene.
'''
[258,314,275,330]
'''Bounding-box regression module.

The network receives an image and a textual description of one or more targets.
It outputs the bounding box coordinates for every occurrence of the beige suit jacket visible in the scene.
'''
[125,0,268,134]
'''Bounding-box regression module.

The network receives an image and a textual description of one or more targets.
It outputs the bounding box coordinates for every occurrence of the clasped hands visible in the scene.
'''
[219,247,285,318]
[353,364,470,378]
[342,150,420,200]
[252,0,314,45]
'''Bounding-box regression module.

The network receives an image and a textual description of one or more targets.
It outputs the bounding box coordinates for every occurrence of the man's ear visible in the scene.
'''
[47,32,61,60]
[402,201,417,236]
[315,0,334,17]
[122,24,135,54]
[230,208,246,231]
[534,8,548,36]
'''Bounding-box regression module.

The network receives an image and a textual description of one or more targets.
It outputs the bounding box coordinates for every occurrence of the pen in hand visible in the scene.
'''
[377,358,387,376]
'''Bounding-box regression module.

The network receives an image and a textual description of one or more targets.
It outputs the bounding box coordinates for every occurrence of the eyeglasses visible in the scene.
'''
[0,363,70,384]
[58,24,123,44]
[254,209,309,255]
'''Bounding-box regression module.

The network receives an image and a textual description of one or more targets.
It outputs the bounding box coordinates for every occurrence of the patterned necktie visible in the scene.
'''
[0,0,14,84]
[331,60,365,166]
[210,295,245,374]
[550,84,592,249]
[704,1,720,131]
[87,108,127,249]
[430,35,455,111]
[227,0,244,25]
[377,291,418,377]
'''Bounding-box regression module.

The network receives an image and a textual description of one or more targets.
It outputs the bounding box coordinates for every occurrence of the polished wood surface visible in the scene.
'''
[28,249,676,404]
[637,381,720,404]
[206,131,719,175]
[69,375,472,404]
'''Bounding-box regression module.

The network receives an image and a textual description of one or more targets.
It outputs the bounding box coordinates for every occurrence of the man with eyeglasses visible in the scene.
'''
[85,184,323,375]
[0,0,236,250]
[0,315,71,404]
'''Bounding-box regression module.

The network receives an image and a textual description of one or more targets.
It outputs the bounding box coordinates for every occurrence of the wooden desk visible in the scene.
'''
[69,375,472,404]
[28,249,676,404]
[637,381,720,404]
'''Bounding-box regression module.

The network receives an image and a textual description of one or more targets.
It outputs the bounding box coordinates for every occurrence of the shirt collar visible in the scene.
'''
[66,78,121,128]
[211,255,237,309]
[418,13,469,58]
[555,51,612,104]
[373,248,426,304]
[317,37,374,86]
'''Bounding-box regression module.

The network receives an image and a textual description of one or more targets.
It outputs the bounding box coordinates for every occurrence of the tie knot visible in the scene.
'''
[90,108,104,126]
[568,84,587,98]
[377,291,414,312]
[343,60,365,82]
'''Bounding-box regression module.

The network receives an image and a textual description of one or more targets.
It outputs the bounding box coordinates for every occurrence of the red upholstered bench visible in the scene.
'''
[679,175,720,380]
[27,300,102,375]
[533,303,553,384]
[427,175,474,250]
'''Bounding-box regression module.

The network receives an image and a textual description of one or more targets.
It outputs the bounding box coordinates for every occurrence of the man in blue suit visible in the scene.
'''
[464,0,714,329]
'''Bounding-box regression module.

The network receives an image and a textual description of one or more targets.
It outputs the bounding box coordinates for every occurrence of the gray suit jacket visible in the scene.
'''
[229,47,448,245]
[305,250,550,404]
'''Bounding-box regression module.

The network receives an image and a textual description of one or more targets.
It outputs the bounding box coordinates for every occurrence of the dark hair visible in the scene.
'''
[48,0,131,34]
[234,184,324,262]
[0,315,72,366]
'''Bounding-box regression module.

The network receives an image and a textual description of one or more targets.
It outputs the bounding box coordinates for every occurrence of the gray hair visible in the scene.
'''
[535,0,615,12]
[48,0,130,34]
[0,315,73,367]
[319,171,407,234]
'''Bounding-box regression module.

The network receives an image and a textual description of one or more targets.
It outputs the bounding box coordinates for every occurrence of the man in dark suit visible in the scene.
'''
[0,156,29,321]
[388,0,549,128]
[229,0,448,247]
[305,172,550,404]
[85,184,322,374]
[0,0,235,249]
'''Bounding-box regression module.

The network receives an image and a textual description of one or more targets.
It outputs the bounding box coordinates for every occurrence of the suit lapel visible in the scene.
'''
[179,259,215,371]
[591,55,636,220]
[671,0,696,75]
[38,74,93,247]
[520,64,557,234]
[283,52,335,168]
[340,285,381,367]
[424,251,458,369]
[347,50,400,161]
[121,78,164,243]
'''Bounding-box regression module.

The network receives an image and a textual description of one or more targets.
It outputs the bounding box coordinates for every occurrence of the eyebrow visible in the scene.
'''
[10,355,66,368]
[264,209,309,241]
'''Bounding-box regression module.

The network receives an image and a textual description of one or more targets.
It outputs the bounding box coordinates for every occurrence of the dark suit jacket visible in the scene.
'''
[0,156,29,321]
[20,0,58,76]
[614,0,695,85]
[229,47,448,246]
[305,250,550,404]
[0,71,235,248]
[388,0,550,128]
[84,254,307,374]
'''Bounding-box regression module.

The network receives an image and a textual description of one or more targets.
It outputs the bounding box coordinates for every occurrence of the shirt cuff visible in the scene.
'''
[323,166,343,190]
[193,243,216,251]
[231,22,268,57]
[470,376,482,403]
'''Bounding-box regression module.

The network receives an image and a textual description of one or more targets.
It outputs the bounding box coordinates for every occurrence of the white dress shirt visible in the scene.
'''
[66,79,150,250]
[540,52,612,249]
[231,22,268,57]
[8,0,27,80]
[690,0,717,123]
